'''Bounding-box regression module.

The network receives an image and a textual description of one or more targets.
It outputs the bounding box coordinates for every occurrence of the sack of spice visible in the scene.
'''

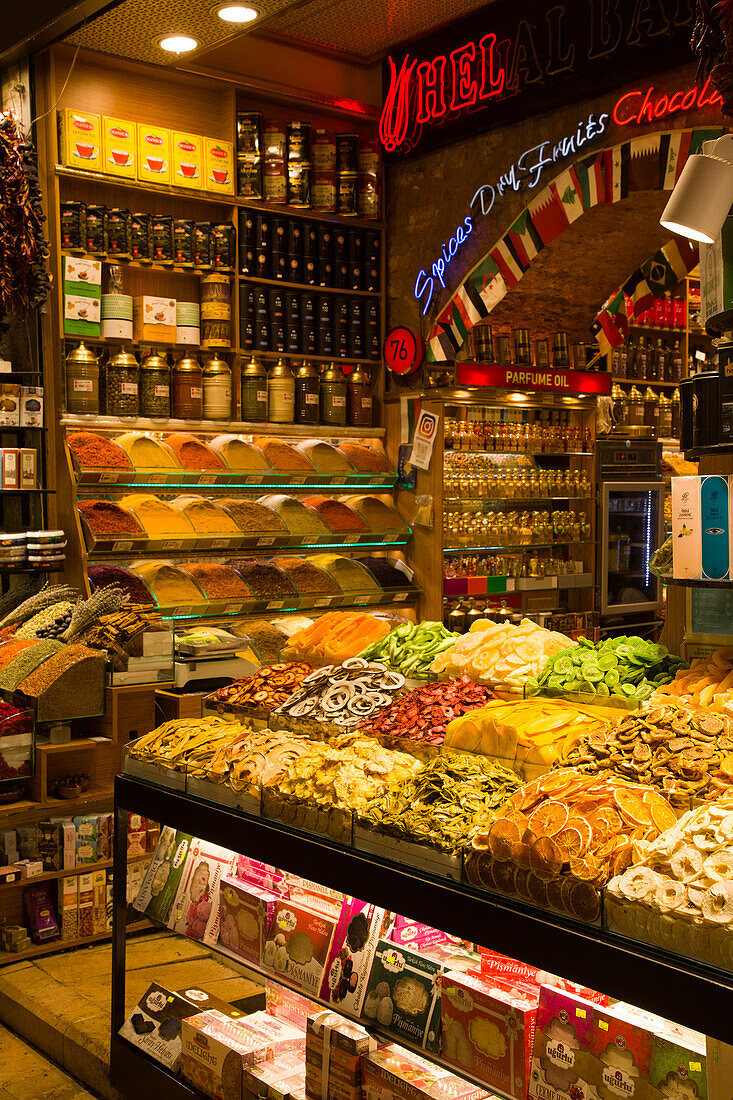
[116,432,180,469]
[68,432,132,470]
[302,497,369,534]
[78,500,145,539]
[295,440,355,474]
[307,554,380,593]
[209,436,271,471]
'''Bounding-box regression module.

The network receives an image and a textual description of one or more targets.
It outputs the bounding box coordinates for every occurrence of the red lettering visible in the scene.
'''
[450,42,477,111]
[416,57,447,123]
[680,87,698,111]
[653,94,669,118]
[667,91,684,113]
[612,82,722,127]
[698,76,722,108]
[637,86,655,122]
[613,90,642,125]
[478,33,505,100]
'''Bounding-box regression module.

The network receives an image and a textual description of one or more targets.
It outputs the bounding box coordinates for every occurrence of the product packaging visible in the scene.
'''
[363,939,444,1054]
[119,982,203,1072]
[133,295,176,343]
[174,986,248,1024]
[93,868,107,934]
[706,1036,733,1100]
[262,897,339,996]
[304,1010,375,1100]
[218,875,279,966]
[102,116,137,178]
[648,1035,707,1100]
[0,865,22,886]
[63,255,102,296]
[318,897,385,1016]
[389,917,453,952]
[671,475,732,581]
[19,448,37,488]
[23,882,60,943]
[243,1052,305,1100]
[64,294,101,337]
[266,983,321,1032]
[440,970,538,1100]
[73,815,99,864]
[167,838,235,945]
[78,872,94,936]
[362,1043,492,1100]
[57,108,101,170]
[59,874,78,940]
[138,124,171,185]
[0,384,20,427]
[478,949,608,1005]
[588,1001,657,1100]
[1,449,19,489]
[181,1009,304,1099]
[36,821,63,871]
[173,131,204,188]
[205,138,234,195]
[528,985,600,1100]
[133,827,193,924]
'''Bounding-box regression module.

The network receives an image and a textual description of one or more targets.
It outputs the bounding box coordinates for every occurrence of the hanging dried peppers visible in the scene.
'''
[0,113,50,333]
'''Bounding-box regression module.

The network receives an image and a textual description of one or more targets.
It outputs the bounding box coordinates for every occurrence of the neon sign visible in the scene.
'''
[415,217,474,315]
[613,77,723,126]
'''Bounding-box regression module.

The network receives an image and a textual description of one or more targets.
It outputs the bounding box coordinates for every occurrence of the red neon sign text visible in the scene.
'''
[613,77,722,126]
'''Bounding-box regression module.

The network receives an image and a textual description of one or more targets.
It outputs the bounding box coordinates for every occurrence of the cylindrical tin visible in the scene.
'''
[348,300,363,359]
[272,321,286,353]
[267,357,295,423]
[171,355,203,419]
[358,174,380,220]
[287,163,310,207]
[65,342,99,415]
[692,371,720,450]
[358,139,380,177]
[287,121,311,163]
[320,362,347,426]
[201,317,231,348]
[284,292,300,328]
[263,120,287,203]
[241,355,268,422]
[202,353,233,420]
[240,286,255,352]
[139,350,170,419]
[534,337,550,367]
[271,219,287,281]
[679,377,694,452]
[513,327,531,365]
[495,334,511,365]
[294,360,320,425]
[268,288,285,325]
[312,171,336,212]
[474,325,493,362]
[337,173,358,216]
[255,319,271,352]
[239,211,255,274]
[312,129,336,171]
[552,331,570,367]
[337,133,359,174]
[318,326,333,357]
[347,365,372,427]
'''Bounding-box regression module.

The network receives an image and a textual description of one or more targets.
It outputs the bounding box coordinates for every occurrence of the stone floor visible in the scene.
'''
[0,1024,94,1100]
[0,931,263,1100]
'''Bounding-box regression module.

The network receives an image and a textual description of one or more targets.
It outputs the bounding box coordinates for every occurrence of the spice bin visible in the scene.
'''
[267,358,295,423]
[171,355,203,419]
[202,354,232,420]
[139,350,171,418]
[65,342,100,415]
[240,355,268,422]
[105,349,139,417]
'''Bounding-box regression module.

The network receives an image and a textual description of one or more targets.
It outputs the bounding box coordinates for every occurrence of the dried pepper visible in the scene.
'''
[0,113,50,334]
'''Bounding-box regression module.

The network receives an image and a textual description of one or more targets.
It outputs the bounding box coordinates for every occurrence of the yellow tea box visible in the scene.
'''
[102,116,137,178]
[173,131,204,189]
[133,296,176,343]
[205,137,234,195]
[57,108,101,170]
[138,124,171,185]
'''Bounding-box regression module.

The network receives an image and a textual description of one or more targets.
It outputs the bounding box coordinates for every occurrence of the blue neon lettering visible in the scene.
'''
[414,269,434,314]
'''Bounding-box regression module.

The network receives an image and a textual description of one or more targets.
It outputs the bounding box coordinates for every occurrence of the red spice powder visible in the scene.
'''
[68,433,133,470]
[303,496,369,533]
[165,434,225,470]
[78,500,145,537]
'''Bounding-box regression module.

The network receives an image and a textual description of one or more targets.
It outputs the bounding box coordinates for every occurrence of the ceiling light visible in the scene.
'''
[217,5,258,22]
[660,134,733,244]
[159,35,198,53]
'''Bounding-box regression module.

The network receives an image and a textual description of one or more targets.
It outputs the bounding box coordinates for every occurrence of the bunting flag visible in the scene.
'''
[575,150,605,209]
[457,277,490,323]
[690,126,727,154]
[528,186,570,245]
[622,269,654,319]
[592,289,627,355]
[660,130,693,189]
[505,209,544,270]
[627,133,663,192]
[477,271,508,314]
[604,144,629,203]
[490,238,523,288]
[549,165,585,224]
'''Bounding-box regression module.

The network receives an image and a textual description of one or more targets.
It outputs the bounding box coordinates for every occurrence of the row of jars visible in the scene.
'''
[612,383,680,437]
[65,344,373,427]
[443,508,592,547]
[443,465,593,501]
[445,552,587,579]
[444,417,591,454]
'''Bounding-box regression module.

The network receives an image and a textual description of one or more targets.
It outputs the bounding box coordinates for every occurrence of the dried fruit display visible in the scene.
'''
[128,716,245,776]
[444,698,607,779]
[281,611,391,664]
[358,676,495,747]
[432,618,574,690]
[360,621,459,679]
[207,727,313,793]
[275,658,405,731]
[527,636,687,703]
[606,797,733,970]
[653,647,733,709]
[207,662,312,713]
[561,702,733,808]
[359,753,520,855]
[464,769,677,925]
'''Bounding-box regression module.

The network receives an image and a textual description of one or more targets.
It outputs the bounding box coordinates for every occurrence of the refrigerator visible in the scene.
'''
[596,439,665,635]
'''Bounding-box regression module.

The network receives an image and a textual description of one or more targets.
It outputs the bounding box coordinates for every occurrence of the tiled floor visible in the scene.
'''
[0,931,263,1100]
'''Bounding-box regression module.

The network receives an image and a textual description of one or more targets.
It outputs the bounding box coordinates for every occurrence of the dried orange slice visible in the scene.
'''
[545,878,566,913]
[529,836,563,881]
[569,853,603,883]
[513,867,533,902]
[528,800,569,838]
[611,847,633,877]
[719,753,733,780]
[514,780,543,811]
[538,770,582,795]
[596,837,619,859]
[492,859,518,896]
[488,818,520,861]
[510,839,533,869]
[464,853,482,887]
[570,880,601,923]
[554,826,586,862]
[650,802,677,833]
[595,807,623,832]
[476,851,497,891]
[565,816,592,852]
[526,872,549,908]
[614,788,653,827]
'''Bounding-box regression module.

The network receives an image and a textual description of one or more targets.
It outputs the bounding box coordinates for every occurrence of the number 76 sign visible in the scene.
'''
[383,326,423,375]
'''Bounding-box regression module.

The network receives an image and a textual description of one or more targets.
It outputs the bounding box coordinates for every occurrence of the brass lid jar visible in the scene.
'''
[320,361,347,426]
[105,347,139,417]
[267,357,295,424]
[202,353,232,420]
[240,355,268,423]
[65,341,100,416]
[346,364,372,427]
[171,353,203,420]
[294,360,320,425]
[139,349,170,419]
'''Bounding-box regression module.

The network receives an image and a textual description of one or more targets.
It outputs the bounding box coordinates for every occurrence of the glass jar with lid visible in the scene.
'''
[643,386,659,434]
[65,342,100,415]
[202,353,232,420]
[105,348,139,417]
[320,362,347,426]
[347,365,372,427]
[267,358,295,424]
[171,354,203,419]
[627,385,646,427]
[294,360,320,425]
[139,349,170,418]
[240,356,268,422]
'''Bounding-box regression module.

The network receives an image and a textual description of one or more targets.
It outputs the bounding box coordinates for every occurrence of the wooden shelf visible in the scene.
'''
[628,324,685,333]
[0,919,150,966]
[62,335,234,354]
[61,414,386,438]
[0,786,114,824]
[611,376,680,387]
[239,349,380,366]
[0,853,150,893]
[61,250,224,279]
[240,274,380,298]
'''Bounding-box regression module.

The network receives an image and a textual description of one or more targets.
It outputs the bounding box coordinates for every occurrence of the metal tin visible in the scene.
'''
[318,327,333,357]
[301,293,316,324]
[317,296,332,328]
[474,325,493,361]
[312,129,336,171]
[320,362,347,426]
[239,211,255,275]
[86,205,108,256]
[202,353,233,420]
[271,219,287,281]
[692,371,720,450]
[287,163,310,207]
[268,288,285,323]
[495,334,511,365]
[272,321,286,353]
[513,327,531,365]
[552,331,570,367]
[65,341,99,415]
[295,359,320,424]
[301,323,317,355]
[131,213,152,261]
[267,357,295,423]
[152,215,173,264]
[107,208,132,259]
[288,250,302,283]
[171,354,203,419]
[237,156,263,198]
[312,171,336,211]
[287,121,311,163]
[286,323,300,355]
[211,224,236,271]
[193,222,212,269]
[240,286,255,352]
[534,337,550,367]
[241,355,268,422]
[254,289,269,318]
[348,301,363,359]
[255,319,271,352]
[201,317,231,348]
[337,133,358,174]
[679,378,694,451]
[173,219,194,266]
[139,349,170,418]
[337,173,358,216]
[105,348,139,417]
[60,200,86,251]
[358,174,380,220]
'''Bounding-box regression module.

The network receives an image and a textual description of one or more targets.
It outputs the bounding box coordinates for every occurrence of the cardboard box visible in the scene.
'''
[63,255,102,295]
[168,838,235,946]
[15,859,42,878]
[318,898,385,1017]
[0,865,23,886]
[102,116,137,178]
[93,868,107,934]
[181,1010,304,1099]
[205,137,234,194]
[478,949,608,1006]
[706,1036,733,1100]
[236,854,289,897]
[133,827,193,924]
[64,293,100,337]
[528,985,600,1100]
[133,295,176,343]
[262,898,339,996]
[119,982,203,1072]
[78,872,94,937]
[362,1043,491,1100]
[73,815,99,864]
[588,1000,656,1100]
[671,475,733,582]
[389,916,452,952]
[138,124,171,185]
[175,986,247,1024]
[440,970,538,1100]
[58,108,101,170]
[1,449,18,489]
[36,822,63,872]
[20,387,44,427]
[266,983,321,1032]
[649,1035,707,1100]
[244,1053,305,1100]
[19,449,37,490]
[219,875,278,966]
[305,1010,375,1100]
[23,882,60,943]
[60,875,78,941]
[363,939,444,1055]
[173,130,204,188]
[0,384,20,426]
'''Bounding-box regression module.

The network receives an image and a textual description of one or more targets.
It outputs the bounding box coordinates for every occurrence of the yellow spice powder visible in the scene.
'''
[119,494,195,536]
[170,496,240,533]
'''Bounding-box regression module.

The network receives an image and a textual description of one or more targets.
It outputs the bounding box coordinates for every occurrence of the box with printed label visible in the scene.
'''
[706,1035,733,1100]
[64,294,100,337]
[363,939,444,1055]
[318,897,385,1017]
[73,815,99,864]
[93,869,107,934]
[133,827,192,924]
[266,983,320,1032]
[168,838,234,946]
[205,137,234,194]
[648,1035,707,1100]
[60,875,78,940]
[244,1052,305,1100]
[362,1043,491,1100]
[173,131,204,189]
[588,1001,656,1100]
[528,985,599,1100]
[174,985,247,1024]
[20,388,44,427]
[63,255,102,295]
[218,875,278,966]
[262,898,338,996]
[440,970,538,1100]
[119,982,203,1072]
[181,1009,303,1099]
[58,108,101,170]
[1,448,18,489]
[133,295,176,343]
[0,384,20,426]
[138,124,171,185]
[305,1010,375,1100]
[389,916,452,952]
[36,822,63,871]
[102,116,137,178]
[19,449,37,489]
[78,872,94,937]
[23,882,59,943]
[671,475,733,582]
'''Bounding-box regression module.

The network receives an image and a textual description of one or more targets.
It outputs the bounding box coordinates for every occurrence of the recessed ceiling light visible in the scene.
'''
[217,5,258,22]
[159,35,198,53]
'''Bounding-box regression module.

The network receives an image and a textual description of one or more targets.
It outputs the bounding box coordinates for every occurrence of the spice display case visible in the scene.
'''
[0,706,35,792]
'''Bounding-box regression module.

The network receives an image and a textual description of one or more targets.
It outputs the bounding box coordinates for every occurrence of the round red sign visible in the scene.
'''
[383,326,423,375]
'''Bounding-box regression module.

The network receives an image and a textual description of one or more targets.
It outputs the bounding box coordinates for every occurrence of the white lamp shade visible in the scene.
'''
[661,153,733,244]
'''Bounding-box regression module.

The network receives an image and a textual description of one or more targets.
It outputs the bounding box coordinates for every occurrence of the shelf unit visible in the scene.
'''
[110,773,733,1100]
[3,918,151,967]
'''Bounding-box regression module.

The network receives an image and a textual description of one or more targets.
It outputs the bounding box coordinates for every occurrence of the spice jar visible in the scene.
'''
[346,364,372,427]
[267,358,295,423]
[240,355,268,422]
[611,382,627,427]
[139,349,170,418]
[320,362,347,426]
[294,360,320,425]
[65,342,100,415]
[105,348,139,417]
[643,386,659,435]
[627,384,646,428]
[171,354,203,419]
[202,353,233,420]
[658,392,673,439]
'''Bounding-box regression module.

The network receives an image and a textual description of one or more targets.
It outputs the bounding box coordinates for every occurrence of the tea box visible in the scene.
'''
[23,882,59,942]
[63,255,102,296]
[0,384,20,426]
[206,137,234,195]
[363,939,444,1055]
[59,875,78,941]
[262,897,338,996]
[218,875,279,966]
[318,897,385,1017]
[133,295,176,343]
[138,124,171,185]
[173,130,204,188]
[21,387,44,427]
[64,294,100,337]
[57,108,101,170]
[102,116,137,178]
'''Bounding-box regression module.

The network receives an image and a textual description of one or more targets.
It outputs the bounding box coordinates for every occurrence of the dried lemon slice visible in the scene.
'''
[650,801,677,834]
[529,836,563,881]
[488,818,520,862]
[703,848,733,882]
[701,881,733,924]
[614,788,653,827]
[670,845,703,882]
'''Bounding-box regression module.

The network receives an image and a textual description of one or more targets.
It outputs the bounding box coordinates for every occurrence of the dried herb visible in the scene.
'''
[0,584,80,630]
[60,585,129,642]
[0,639,65,692]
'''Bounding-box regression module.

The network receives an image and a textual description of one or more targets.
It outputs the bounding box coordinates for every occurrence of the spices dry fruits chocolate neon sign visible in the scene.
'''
[613,78,723,125]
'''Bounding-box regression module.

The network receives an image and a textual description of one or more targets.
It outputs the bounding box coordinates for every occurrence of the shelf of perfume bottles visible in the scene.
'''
[443,507,592,548]
[444,417,592,454]
[443,467,593,501]
[444,551,591,578]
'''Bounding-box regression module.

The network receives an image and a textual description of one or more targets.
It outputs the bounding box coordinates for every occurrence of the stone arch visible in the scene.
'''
[426,126,725,363]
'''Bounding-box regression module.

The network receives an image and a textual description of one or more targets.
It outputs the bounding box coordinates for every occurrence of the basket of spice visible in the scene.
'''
[295,440,356,476]
[119,495,196,542]
[226,558,299,609]
[348,495,410,536]
[270,557,341,608]
[253,438,315,475]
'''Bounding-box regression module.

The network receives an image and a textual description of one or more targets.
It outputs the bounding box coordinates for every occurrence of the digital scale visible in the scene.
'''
[173,629,259,689]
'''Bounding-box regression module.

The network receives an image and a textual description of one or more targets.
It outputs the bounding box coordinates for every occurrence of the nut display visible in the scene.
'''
[274,658,405,729]
[360,621,459,680]
[527,636,687,703]
[433,618,575,690]
[358,676,496,747]
[207,662,312,713]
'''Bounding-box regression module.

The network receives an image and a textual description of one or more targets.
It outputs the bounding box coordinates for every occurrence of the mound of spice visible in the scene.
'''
[226,558,298,598]
[253,438,314,471]
[302,496,369,534]
[337,442,392,473]
[164,433,224,470]
[259,495,329,537]
[210,436,271,471]
[357,557,412,590]
[0,639,65,692]
[88,564,154,605]
[296,440,355,473]
[68,432,132,470]
[0,639,37,670]
[307,554,380,592]
[15,601,76,639]
[116,432,180,469]
[78,500,145,538]
[17,644,106,720]
[180,563,253,600]
[271,556,341,596]
[242,617,313,664]
[215,499,286,536]
[119,495,195,537]
[208,662,312,712]
[350,495,408,533]
[170,496,240,534]
[359,676,497,746]
[132,562,207,606]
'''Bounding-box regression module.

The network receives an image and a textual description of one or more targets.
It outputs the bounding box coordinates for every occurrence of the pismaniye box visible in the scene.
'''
[672,475,732,582]
[57,108,101,170]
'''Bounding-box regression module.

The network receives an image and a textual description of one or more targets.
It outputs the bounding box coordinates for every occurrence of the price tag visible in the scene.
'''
[257,537,276,547]
[245,475,263,485]
[174,606,194,616]
[301,538,318,546]
[99,472,120,483]
[112,540,133,552]
[332,477,346,485]
[266,600,285,610]
[225,603,242,614]
[291,477,307,485]
[344,535,359,544]
[355,596,370,606]
[210,538,230,548]
[198,474,217,485]
[315,597,332,607]
[393,592,409,602]
[163,540,183,550]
